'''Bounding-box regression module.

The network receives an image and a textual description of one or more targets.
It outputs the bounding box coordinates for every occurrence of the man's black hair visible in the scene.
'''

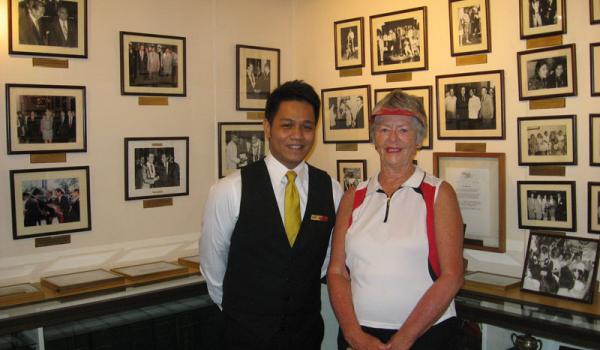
[264,80,320,125]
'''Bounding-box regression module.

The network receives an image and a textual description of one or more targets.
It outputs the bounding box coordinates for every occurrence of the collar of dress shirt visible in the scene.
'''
[366,165,424,196]
[264,154,308,192]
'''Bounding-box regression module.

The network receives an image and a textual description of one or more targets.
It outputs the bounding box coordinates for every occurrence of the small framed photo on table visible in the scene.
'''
[589,182,600,234]
[448,0,491,57]
[591,43,600,96]
[321,85,371,143]
[591,0,600,24]
[334,17,365,70]
[519,0,566,39]
[517,115,577,166]
[218,122,268,178]
[591,114,600,166]
[517,181,576,232]
[336,160,367,191]
[236,44,280,111]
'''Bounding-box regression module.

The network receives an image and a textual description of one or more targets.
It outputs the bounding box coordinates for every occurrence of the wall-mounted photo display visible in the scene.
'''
[589,182,600,234]
[336,159,367,191]
[369,7,428,75]
[448,0,491,57]
[120,31,186,96]
[334,17,365,70]
[591,114,600,166]
[517,181,576,232]
[236,44,280,111]
[218,122,268,178]
[321,85,371,143]
[592,0,600,24]
[124,137,189,201]
[591,43,600,96]
[517,115,577,166]
[10,166,91,240]
[517,44,577,101]
[521,231,599,304]
[8,0,87,58]
[519,0,566,39]
[374,86,432,149]
[5,84,86,154]
[435,70,505,139]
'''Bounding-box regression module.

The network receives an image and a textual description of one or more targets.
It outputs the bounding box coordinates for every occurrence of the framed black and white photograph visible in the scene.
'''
[5,84,86,154]
[374,86,432,149]
[591,0,600,24]
[8,0,87,58]
[124,137,189,201]
[449,0,491,57]
[517,44,577,100]
[521,231,599,304]
[435,70,505,139]
[336,160,367,191]
[589,182,600,234]
[517,181,576,232]
[369,7,428,75]
[236,44,280,111]
[591,43,600,96]
[517,115,577,166]
[591,114,600,166]
[120,31,186,96]
[322,85,371,143]
[218,122,268,178]
[10,166,91,240]
[519,0,566,39]
[334,17,365,70]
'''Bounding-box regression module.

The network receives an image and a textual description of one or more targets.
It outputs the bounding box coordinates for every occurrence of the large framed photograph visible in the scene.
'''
[519,0,566,39]
[435,70,505,139]
[521,232,599,304]
[236,44,280,111]
[449,0,491,57]
[218,122,268,178]
[322,85,371,144]
[517,181,576,232]
[517,115,577,166]
[374,86,432,149]
[591,114,600,166]
[589,182,600,234]
[337,159,367,191]
[124,137,189,201]
[8,0,87,58]
[593,0,600,24]
[334,17,365,70]
[120,31,186,97]
[10,166,91,240]
[591,43,600,96]
[369,7,428,75]
[517,44,577,101]
[5,84,86,154]
[433,152,506,253]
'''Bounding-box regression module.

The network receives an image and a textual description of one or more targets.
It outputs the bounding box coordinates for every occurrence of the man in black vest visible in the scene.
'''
[200,80,342,349]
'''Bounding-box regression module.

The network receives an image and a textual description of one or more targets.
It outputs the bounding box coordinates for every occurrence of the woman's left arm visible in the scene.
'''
[387,181,464,350]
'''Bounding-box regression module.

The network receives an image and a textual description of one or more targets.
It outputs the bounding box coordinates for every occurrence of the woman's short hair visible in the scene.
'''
[370,89,427,144]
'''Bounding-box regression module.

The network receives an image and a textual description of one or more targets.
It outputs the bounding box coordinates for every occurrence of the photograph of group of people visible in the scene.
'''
[457,5,482,47]
[245,58,272,100]
[526,125,567,156]
[128,42,179,87]
[133,148,181,189]
[225,131,265,171]
[22,177,81,227]
[374,17,421,65]
[527,56,568,90]
[328,95,365,130]
[528,0,559,27]
[340,26,359,61]
[16,95,77,144]
[17,0,79,47]
[526,190,567,222]
[443,82,496,130]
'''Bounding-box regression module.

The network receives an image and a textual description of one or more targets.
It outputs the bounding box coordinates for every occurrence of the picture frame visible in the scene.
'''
[124,137,189,201]
[0,283,44,307]
[218,122,268,178]
[591,0,600,24]
[448,0,491,57]
[521,231,599,304]
[591,43,600,96]
[517,44,577,101]
[519,0,566,39]
[5,84,86,154]
[236,44,280,111]
[435,70,505,139]
[120,31,186,96]
[369,7,428,75]
[321,85,371,143]
[433,152,506,253]
[591,114,600,166]
[111,261,187,282]
[334,17,365,70]
[589,182,600,234]
[10,166,91,240]
[8,0,87,58]
[464,271,521,291]
[517,115,577,166]
[517,181,576,232]
[336,159,367,191]
[178,255,200,269]
[41,269,124,294]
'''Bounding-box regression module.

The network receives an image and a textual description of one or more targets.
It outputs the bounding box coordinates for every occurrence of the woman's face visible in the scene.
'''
[537,63,548,79]
[373,115,418,169]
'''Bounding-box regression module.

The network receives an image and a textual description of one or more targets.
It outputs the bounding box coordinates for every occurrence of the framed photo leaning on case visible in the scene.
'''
[517,181,576,232]
[449,0,491,57]
[334,17,365,70]
[517,115,577,166]
[236,44,280,111]
[519,0,566,39]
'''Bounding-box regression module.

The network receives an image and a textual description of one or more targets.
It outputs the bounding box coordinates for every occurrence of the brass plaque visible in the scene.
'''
[455,143,487,153]
[336,143,358,151]
[526,35,563,49]
[35,235,71,248]
[529,165,565,176]
[138,97,169,106]
[339,68,363,77]
[247,112,265,120]
[32,58,69,68]
[386,72,412,83]
[456,54,487,66]
[30,153,67,164]
[529,98,565,110]
[143,198,173,208]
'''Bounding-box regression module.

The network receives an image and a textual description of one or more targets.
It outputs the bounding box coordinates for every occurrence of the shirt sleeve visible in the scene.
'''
[320,178,344,278]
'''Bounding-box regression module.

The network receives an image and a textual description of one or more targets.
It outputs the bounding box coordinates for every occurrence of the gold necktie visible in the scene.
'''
[284,171,301,246]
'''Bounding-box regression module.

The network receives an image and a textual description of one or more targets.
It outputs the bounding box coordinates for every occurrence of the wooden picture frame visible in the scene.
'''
[336,159,367,191]
[449,0,491,57]
[322,85,371,144]
[0,283,44,307]
[369,7,428,75]
[124,137,189,201]
[41,269,124,294]
[521,231,599,304]
[236,44,280,111]
[433,152,506,253]
[519,0,566,39]
[8,0,87,58]
[517,115,577,166]
[464,271,521,290]
[517,44,577,101]
[10,166,91,240]
[218,122,268,178]
[517,181,576,232]
[591,43,600,96]
[591,114,600,166]
[374,86,433,149]
[120,31,186,96]
[591,0,600,24]
[334,17,365,70]
[5,84,86,154]
[589,182,600,234]
[111,261,187,282]
[435,70,505,139]
[178,255,200,269]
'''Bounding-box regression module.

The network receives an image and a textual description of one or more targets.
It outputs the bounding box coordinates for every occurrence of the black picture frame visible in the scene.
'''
[321,85,371,144]
[517,181,576,232]
[519,0,566,39]
[517,115,577,166]
[334,17,365,70]
[236,44,280,111]
[336,159,367,191]
[589,182,600,234]
[591,114,600,166]
[448,0,492,57]
[218,122,268,178]
[592,0,600,24]
[591,43,600,96]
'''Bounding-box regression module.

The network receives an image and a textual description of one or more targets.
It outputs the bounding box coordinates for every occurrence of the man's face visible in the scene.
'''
[161,154,167,163]
[58,7,68,20]
[555,65,564,77]
[148,154,155,164]
[32,5,45,19]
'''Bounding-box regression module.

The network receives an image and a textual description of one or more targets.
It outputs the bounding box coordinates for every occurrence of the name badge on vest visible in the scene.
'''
[310,214,329,222]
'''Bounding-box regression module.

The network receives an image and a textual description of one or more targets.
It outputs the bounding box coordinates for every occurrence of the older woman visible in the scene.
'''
[327,90,464,350]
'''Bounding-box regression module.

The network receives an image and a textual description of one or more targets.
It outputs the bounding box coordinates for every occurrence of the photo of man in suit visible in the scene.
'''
[19,0,46,45]
[46,4,77,47]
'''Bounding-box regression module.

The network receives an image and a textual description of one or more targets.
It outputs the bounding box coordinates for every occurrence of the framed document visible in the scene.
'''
[178,255,200,269]
[464,271,520,290]
[517,115,577,166]
[449,0,491,57]
[517,181,576,232]
[334,17,365,70]
[433,152,506,253]
[41,269,124,293]
[111,261,187,282]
